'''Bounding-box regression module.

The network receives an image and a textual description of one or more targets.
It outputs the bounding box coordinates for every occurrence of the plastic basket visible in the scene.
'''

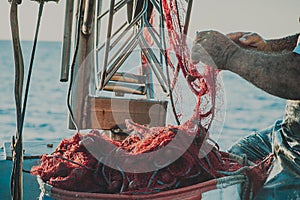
[38,174,246,200]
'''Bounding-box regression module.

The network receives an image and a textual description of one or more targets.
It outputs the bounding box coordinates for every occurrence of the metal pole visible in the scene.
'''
[10,1,24,198]
[183,0,193,35]
[99,0,115,90]
[82,0,94,35]
[60,0,74,82]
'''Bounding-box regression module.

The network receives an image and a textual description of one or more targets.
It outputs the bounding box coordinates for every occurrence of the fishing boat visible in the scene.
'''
[0,0,269,199]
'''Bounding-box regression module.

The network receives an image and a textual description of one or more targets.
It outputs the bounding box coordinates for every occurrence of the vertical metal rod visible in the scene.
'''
[158,0,165,67]
[138,0,155,99]
[159,0,180,125]
[10,1,24,199]
[126,0,134,23]
[159,15,164,67]
[73,0,81,49]
[99,0,115,90]
[82,0,94,35]
[66,0,84,130]
[60,0,74,82]
[95,0,102,49]
[183,0,193,35]
[93,0,102,91]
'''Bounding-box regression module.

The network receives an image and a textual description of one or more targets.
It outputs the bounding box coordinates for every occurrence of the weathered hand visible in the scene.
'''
[226,32,267,50]
[191,30,239,70]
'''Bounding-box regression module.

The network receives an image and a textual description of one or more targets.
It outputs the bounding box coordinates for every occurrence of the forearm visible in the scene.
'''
[227,49,300,100]
[263,33,299,52]
[192,31,300,100]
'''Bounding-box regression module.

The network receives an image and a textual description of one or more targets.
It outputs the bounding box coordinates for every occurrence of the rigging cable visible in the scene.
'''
[10,0,45,199]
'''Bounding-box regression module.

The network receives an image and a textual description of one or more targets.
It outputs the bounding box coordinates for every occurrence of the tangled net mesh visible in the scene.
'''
[31,0,273,197]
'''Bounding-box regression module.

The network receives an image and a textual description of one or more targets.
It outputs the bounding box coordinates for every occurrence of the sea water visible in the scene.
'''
[0,40,286,150]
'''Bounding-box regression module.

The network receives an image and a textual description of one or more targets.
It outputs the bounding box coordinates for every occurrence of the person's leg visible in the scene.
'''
[254,116,300,200]
[238,100,300,199]
[228,126,273,162]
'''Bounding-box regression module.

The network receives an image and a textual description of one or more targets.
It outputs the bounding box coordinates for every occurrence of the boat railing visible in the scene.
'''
[60,0,172,130]
[94,0,168,99]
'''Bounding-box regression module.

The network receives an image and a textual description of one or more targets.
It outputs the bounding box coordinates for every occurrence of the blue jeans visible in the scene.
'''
[229,116,300,199]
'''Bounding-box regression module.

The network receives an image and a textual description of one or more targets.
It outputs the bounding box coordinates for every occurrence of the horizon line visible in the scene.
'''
[0,39,62,43]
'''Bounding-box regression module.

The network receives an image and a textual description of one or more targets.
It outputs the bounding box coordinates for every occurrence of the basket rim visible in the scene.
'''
[38,174,246,199]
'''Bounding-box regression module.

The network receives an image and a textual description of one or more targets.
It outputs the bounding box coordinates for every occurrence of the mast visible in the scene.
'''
[10,0,24,199]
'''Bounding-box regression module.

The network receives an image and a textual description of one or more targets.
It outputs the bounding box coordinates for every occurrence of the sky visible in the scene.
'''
[0,0,299,41]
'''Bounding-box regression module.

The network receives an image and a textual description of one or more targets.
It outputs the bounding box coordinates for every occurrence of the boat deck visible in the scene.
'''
[0,141,59,200]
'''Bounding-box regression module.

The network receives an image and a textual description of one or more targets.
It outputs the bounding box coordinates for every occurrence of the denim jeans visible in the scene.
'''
[228,100,300,199]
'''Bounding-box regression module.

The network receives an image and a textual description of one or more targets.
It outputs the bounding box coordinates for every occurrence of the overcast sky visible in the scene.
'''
[0,0,299,41]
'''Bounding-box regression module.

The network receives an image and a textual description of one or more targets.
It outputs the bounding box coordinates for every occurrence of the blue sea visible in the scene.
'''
[0,40,286,150]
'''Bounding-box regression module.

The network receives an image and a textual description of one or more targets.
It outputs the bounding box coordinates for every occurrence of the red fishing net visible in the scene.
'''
[31,116,272,195]
[31,0,273,197]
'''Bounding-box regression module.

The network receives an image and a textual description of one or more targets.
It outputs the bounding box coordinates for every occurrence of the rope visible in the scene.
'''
[10,1,45,199]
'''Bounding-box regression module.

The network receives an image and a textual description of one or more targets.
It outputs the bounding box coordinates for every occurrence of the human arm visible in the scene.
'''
[191,31,300,100]
[226,32,298,52]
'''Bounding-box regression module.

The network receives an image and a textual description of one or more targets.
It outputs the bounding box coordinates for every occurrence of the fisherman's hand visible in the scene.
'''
[191,30,240,70]
[226,32,267,51]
